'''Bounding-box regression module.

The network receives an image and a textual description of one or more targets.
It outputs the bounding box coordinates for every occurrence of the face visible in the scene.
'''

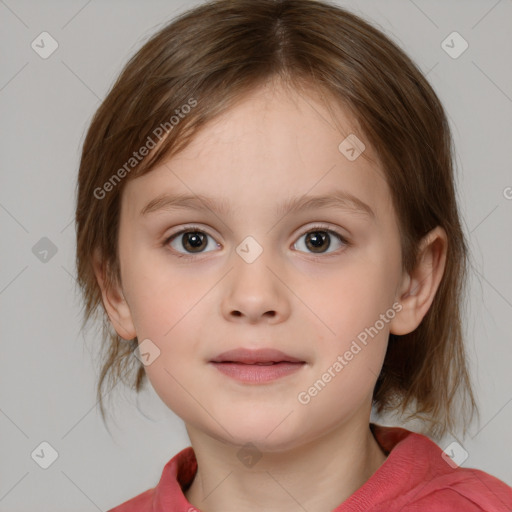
[111,81,406,452]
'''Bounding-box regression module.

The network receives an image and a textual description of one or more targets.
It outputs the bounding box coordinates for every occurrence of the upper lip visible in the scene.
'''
[210,348,305,364]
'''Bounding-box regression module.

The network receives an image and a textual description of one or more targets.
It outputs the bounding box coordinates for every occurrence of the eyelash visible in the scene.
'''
[162,224,350,260]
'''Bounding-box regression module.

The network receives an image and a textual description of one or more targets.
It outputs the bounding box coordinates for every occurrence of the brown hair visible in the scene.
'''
[75,0,477,439]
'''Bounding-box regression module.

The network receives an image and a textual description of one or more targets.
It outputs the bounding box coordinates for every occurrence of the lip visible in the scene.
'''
[210,348,305,364]
[210,361,305,384]
[209,348,306,384]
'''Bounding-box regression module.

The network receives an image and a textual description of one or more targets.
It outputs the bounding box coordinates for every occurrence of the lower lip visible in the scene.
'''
[210,362,305,383]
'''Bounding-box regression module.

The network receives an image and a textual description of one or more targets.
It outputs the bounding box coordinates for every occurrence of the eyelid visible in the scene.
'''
[163,223,349,243]
[296,223,349,241]
[165,224,217,239]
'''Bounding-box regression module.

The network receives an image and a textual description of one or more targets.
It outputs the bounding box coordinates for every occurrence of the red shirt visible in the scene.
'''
[107,423,512,511]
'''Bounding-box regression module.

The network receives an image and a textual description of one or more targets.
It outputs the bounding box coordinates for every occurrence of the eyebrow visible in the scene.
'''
[140,189,375,220]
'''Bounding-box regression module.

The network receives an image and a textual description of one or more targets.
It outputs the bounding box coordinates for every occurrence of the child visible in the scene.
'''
[75,0,512,510]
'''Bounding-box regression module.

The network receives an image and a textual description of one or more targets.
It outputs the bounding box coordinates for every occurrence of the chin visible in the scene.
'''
[226,422,306,453]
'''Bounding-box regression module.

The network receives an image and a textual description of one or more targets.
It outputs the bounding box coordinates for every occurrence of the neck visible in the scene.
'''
[184,419,387,512]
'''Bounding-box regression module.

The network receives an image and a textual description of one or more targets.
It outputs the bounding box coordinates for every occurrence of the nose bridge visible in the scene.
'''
[221,235,289,322]
[232,234,278,294]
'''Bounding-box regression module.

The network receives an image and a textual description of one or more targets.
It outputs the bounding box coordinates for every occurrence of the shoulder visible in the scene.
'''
[106,488,154,512]
[104,446,197,511]
[411,468,512,512]
[412,433,512,511]
[365,425,512,512]
[399,462,512,511]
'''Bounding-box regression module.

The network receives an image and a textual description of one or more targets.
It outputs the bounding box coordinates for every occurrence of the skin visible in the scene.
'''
[94,80,447,512]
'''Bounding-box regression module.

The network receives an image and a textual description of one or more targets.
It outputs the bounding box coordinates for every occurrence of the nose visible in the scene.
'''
[220,245,291,324]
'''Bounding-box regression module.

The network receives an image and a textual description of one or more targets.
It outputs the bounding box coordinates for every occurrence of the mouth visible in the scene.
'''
[209,348,306,384]
[216,361,295,365]
[210,347,306,365]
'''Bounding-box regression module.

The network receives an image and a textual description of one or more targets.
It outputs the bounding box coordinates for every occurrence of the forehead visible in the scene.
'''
[122,82,393,224]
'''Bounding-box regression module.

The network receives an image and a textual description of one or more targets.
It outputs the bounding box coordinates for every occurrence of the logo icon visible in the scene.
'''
[237,442,262,468]
[31,32,59,59]
[236,236,263,264]
[134,339,161,366]
[441,32,468,59]
[442,441,469,468]
[32,237,58,263]
[338,134,366,161]
[31,441,59,469]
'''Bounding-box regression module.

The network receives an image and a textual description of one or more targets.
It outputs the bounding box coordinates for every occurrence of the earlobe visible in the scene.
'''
[389,227,448,336]
[92,249,137,340]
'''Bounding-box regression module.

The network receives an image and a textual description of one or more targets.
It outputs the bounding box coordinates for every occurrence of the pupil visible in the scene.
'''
[306,231,330,253]
[184,232,205,252]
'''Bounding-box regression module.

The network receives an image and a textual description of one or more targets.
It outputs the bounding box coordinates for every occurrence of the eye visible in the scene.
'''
[165,226,220,258]
[293,225,348,255]
[163,224,349,259]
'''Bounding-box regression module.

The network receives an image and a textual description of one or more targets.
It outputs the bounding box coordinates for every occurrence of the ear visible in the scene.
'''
[390,226,448,336]
[92,248,137,340]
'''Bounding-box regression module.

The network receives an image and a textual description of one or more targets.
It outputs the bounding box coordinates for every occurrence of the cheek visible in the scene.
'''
[297,287,392,419]
[121,257,209,414]
[133,303,205,422]
[298,245,398,396]
[142,360,201,427]
[302,253,398,343]
[296,351,384,429]
[121,245,201,338]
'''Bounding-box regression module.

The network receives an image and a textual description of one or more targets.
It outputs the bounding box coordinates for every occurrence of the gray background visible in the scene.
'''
[1,0,511,510]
